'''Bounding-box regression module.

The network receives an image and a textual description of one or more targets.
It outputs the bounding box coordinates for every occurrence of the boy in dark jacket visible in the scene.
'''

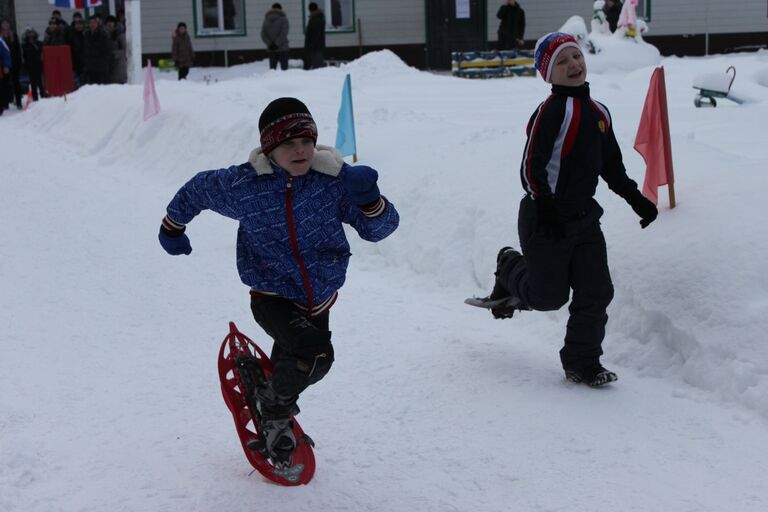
[482,32,657,387]
[158,97,399,466]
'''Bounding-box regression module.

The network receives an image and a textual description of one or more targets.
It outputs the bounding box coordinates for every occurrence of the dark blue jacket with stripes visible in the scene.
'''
[165,145,399,312]
[520,83,640,215]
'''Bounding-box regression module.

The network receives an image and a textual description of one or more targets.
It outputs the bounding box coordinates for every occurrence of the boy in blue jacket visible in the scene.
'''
[483,33,657,387]
[158,97,399,464]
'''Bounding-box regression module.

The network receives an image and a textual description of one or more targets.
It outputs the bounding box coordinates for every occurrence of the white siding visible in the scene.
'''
[648,0,768,35]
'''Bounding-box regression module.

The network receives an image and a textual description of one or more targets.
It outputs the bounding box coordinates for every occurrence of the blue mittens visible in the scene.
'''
[340,165,381,206]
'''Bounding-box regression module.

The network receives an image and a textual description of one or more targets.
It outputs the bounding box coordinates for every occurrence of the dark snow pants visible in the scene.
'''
[250,294,334,404]
[501,196,615,370]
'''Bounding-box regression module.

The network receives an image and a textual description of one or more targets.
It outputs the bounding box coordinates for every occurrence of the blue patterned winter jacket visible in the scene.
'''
[165,145,399,312]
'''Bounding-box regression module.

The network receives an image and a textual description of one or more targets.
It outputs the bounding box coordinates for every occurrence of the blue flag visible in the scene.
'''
[335,74,357,158]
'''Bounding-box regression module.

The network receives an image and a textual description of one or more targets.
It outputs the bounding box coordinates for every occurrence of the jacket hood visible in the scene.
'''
[248,144,345,176]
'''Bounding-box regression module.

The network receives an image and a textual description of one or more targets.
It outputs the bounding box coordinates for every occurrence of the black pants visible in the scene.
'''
[501,196,615,370]
[268,51,289,70]
[28,68,44,100]
[177,66,189,80]
[250,294,334,403]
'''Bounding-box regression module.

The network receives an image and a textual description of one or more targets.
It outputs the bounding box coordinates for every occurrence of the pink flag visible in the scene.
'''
[143,60,161,121]
[634,66,674,205]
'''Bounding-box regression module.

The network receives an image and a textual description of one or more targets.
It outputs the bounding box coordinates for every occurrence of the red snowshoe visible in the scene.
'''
[217,322,316,485]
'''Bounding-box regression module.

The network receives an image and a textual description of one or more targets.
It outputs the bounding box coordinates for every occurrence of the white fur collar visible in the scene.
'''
[248,144,345,176]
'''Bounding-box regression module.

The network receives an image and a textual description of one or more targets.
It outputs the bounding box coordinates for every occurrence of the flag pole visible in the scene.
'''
[668,182,676,209]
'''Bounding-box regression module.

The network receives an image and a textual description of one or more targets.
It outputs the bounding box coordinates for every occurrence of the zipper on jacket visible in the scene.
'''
[285,177,315,314]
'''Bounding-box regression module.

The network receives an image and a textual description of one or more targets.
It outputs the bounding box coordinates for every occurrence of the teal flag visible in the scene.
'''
[335,74,357,157]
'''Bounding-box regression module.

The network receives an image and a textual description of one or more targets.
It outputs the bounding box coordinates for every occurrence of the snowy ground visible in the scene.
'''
[2,48,768,511]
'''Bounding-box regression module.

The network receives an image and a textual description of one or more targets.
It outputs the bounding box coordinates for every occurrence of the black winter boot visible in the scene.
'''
[564,365,618,387]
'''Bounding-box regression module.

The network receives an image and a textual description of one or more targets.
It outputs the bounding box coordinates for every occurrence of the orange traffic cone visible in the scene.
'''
[22,88,33,111]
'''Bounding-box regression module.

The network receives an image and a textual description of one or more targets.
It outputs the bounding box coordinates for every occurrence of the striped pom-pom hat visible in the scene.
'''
[534,32,580,83]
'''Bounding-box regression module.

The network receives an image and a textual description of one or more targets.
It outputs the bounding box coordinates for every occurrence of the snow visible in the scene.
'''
[2,45,768,511]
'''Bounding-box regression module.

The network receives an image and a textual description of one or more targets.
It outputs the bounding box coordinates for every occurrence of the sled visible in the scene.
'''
[692,66,744,107]
[217,322,316,486]
[451,50,536,79]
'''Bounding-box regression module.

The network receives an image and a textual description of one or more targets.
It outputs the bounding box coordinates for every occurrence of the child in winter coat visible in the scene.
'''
[482,32,657,387]
[171,22,194,80]
[158,97,399,465]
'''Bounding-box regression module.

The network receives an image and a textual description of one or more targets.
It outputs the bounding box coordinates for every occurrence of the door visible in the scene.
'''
[426,0,487,70]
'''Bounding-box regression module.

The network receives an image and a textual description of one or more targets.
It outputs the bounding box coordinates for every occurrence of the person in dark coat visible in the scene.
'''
[603,0,623,33]
[480,33,657,388]
[261,3,289,70]
[21,28,45,101]
[83,15,112,85]
[105,15,127,84]
[43,18,67,46]
[304,2,326,69]
[68,14,86,87]
[496,0,526,50]
[171,22,194,80]
[0,37,10,115]
[1,20,22,109]
[157,97,399,467]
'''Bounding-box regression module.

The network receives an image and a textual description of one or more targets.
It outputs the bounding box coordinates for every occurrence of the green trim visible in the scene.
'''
[646,0,652,22]
[192,0,247,38]
[301,0,356,34]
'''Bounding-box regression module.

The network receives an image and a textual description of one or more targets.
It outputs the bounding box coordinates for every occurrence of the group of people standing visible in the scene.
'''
[260,2,327,71]
[0,8,129,115]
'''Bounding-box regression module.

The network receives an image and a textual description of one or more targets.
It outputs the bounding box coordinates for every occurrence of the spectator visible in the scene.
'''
[171,22,194,80]
[105,15,127,84]
[69,14,86,87]
[0,36,10,115]
[21,28,45,101]
[116,8,126,32]
[604,0,623,33]
[83,14,111,85]
[304,2,326,69]
[261,3,289,71]
[1,20,22,109]
[496,0,526,50]
[44,17,67,46]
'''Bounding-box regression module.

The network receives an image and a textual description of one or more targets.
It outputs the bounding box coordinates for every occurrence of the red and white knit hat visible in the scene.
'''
[258,97,318,155]
[534,32,581,83]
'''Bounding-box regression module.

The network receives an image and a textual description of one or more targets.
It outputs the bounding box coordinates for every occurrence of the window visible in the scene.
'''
[194,0,245,36]
[303,0,356,33]
[636,0,651,22]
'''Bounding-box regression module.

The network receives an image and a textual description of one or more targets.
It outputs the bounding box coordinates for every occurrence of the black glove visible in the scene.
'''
[535,196,566,241]
[627,190,658,229]
[268,43,278,51]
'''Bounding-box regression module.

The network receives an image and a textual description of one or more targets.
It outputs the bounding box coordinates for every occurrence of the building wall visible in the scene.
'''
[10,0,768,66]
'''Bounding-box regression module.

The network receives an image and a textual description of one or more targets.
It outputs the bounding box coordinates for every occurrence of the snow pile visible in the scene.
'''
[556,2,661,74]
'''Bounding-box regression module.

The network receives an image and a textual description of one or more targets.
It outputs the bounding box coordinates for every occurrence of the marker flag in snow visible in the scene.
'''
[143,60,161,121]
[634,66,675,207]
[335,74,357,160]
[48,0,103,8]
